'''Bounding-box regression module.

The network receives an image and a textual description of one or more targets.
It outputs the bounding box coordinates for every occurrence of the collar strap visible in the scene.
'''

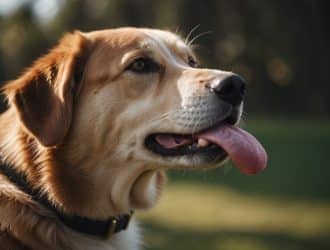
[0,160,133,239]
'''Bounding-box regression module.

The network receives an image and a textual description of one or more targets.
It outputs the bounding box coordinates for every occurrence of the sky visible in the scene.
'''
[0,0,64,22]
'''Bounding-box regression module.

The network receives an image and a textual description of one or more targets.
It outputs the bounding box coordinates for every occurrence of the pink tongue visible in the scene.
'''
[198,125,267,175]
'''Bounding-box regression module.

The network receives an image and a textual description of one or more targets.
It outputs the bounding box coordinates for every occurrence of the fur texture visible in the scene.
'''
[0,27,237,249]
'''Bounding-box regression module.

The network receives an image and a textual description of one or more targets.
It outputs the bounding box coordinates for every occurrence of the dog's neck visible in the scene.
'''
[0,175,140,250]
[0,110,146,249]
[0,108,97,215]
[0,108,165,220]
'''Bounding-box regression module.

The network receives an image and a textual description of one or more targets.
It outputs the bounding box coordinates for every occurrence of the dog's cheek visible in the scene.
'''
[130,170,166,209]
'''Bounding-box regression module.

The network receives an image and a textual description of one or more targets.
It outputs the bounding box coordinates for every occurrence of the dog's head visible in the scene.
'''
[3,28,267,214]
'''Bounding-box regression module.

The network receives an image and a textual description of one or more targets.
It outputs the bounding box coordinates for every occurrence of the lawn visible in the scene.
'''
[138,118,330,250]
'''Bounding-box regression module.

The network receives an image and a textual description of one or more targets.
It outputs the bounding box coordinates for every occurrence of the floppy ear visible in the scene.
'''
[4,31,88,147]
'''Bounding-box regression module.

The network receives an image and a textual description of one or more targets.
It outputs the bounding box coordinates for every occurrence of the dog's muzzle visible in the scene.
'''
[145,72,268,175]
[171,73,246,132]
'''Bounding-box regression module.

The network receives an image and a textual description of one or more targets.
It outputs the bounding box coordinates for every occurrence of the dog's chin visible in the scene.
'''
[166,152,229,169]
[144,133,229,169]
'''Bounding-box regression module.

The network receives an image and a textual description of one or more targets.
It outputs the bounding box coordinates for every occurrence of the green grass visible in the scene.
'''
[139,118,330,250]
[170,117,330,200]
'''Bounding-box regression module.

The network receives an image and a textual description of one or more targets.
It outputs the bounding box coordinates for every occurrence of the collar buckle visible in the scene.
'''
[106,210,133,239]
[106,218,118,239]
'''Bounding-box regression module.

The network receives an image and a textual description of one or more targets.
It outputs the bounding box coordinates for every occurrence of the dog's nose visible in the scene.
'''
[213,74,246,106]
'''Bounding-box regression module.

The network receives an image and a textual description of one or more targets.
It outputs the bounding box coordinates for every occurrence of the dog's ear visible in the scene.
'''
[4,31,88,147]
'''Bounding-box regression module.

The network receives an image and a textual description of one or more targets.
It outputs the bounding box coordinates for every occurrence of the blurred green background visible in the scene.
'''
[0,1,329,249]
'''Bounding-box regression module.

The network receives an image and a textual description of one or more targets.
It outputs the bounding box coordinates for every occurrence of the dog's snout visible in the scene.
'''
[212,74,246,106]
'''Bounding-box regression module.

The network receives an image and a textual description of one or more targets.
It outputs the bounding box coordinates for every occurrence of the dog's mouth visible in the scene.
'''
[145,123,268,175]
[145,133,226,157]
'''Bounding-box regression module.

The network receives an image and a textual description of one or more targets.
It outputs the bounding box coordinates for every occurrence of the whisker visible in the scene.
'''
[147,112,172,123]
[239,116,247,127]
[146,108,182,124]
[185,24,201,45]
[147,115,170,124]
[188,30,212,46]
[175,26,181,35]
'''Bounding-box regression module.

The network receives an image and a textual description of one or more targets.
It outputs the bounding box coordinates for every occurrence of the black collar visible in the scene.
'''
[0,160,133,239]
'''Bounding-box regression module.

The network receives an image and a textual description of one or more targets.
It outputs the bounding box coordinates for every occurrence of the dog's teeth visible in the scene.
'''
[197,138,210,148]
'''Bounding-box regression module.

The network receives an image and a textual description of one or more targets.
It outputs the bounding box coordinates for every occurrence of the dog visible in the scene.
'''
[0,27,267,249]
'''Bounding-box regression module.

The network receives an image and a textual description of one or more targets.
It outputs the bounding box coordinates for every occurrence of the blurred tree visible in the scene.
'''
[0,0,329,116]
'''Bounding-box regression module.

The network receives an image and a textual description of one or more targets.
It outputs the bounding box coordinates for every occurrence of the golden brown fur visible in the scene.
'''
[0,27,237,249]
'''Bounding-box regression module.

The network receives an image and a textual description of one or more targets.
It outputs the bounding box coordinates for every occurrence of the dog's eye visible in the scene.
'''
[188,56,199,68]
[127,57,160,74]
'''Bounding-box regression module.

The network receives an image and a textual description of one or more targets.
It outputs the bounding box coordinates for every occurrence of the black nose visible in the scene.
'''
[213,74,246,106]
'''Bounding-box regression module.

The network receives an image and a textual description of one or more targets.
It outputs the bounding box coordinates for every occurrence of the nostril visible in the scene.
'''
[218,80,236,97]
[213,74,246,106]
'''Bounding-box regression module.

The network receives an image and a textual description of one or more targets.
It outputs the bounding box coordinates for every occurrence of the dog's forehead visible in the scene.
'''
[141,28,189,51]
[86,27,191,56]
